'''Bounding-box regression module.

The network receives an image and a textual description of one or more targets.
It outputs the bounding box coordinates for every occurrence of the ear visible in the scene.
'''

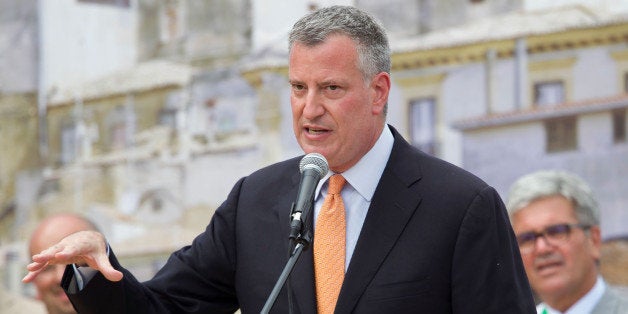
[588,225,602,261]
[370,72,390,115]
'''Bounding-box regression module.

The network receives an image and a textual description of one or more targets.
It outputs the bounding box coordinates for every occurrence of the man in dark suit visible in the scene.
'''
[24,5,535,313]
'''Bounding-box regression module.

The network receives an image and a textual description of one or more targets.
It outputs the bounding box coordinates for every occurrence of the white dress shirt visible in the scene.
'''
[536,276,607,314]
[313,125,394,271]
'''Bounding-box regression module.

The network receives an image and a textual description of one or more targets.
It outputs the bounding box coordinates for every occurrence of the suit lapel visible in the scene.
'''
[276,128,424,313]
[335,128,424,313]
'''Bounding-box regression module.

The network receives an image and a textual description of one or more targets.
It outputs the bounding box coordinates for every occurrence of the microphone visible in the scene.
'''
[289,153,329,242]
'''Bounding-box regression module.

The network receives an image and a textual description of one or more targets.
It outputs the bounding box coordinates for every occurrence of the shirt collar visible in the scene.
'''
[315,125,394,201]
[537,276,606,314]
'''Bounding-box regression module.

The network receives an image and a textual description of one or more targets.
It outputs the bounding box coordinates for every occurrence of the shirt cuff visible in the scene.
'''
[71,242,110,291]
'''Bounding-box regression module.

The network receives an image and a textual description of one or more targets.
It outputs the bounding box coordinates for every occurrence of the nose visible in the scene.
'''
[533,235,555,253]
[301,90,325,120]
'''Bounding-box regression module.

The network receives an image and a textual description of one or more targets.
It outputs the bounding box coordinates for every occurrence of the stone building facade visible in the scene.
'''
[1,0,627,304]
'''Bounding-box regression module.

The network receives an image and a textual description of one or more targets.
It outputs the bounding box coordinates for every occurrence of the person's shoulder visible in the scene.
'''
[251,156,301,177]
[608,285,628,303]
[389,127,489,190]
[239,155,301,187]
[407,146,489,190]
[595,285,628,313]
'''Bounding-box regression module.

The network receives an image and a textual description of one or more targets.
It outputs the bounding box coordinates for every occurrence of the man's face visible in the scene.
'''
[32,262,75,314]
[29,215,94,314]
[289,34,389,172]
[511,195,601,307]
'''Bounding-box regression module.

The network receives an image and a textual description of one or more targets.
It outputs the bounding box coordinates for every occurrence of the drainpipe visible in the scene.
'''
[37,0,48,163]
[485,48,496,115]
[514,38,528,110]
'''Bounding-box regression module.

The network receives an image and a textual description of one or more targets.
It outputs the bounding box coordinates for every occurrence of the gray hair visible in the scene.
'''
[288,5,391,81]
[506,170,599,226]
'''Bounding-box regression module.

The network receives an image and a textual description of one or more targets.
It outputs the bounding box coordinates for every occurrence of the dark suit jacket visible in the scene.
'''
[62,125,535,313]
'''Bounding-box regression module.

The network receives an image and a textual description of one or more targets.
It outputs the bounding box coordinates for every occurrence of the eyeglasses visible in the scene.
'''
[516,223,591,254]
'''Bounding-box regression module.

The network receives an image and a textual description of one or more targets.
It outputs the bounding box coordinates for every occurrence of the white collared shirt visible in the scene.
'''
[536,276,607,314]
[313,125,394,271]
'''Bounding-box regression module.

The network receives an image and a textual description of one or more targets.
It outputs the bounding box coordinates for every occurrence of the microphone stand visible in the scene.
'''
[261,203,313,314]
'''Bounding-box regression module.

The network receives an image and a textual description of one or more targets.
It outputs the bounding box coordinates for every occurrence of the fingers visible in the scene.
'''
[32,242,86,266]
[26,260,48,272]
[99,264,124,282]
[23,245,66,283]
[80,249,124,282]
[22,271,38,283]
[31,244,65,263]
[23,230,118,282]
[22,262,47,283]
[23,253,124,283]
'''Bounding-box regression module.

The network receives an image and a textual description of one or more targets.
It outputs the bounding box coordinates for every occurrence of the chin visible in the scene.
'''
[534,279,569,296]
[301,144,326,156]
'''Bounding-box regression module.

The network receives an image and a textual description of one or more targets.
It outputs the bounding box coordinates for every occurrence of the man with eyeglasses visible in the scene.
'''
[506,170,628,314]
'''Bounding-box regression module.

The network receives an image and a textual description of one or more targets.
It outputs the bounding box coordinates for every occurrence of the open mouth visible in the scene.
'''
[306,127,329,134]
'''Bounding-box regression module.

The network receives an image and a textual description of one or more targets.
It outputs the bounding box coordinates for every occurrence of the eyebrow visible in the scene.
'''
[319,80,343,86]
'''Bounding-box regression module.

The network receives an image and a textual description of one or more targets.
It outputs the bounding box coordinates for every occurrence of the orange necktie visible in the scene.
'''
[314,174,347,314]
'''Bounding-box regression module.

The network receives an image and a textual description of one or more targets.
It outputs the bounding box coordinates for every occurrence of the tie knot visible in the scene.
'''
[327,174,346,195]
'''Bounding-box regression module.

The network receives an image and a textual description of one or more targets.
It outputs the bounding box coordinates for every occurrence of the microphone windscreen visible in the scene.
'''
[299,153,329,177]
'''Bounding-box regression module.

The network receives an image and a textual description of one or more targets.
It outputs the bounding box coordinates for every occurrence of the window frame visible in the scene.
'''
[545,116,577,153]
[408,97,437,155]
[534,80,565,107]
[613,108,626,144]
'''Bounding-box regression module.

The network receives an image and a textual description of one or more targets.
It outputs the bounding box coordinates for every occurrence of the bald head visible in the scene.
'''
[28,213,99,314]
[29,213,98,257]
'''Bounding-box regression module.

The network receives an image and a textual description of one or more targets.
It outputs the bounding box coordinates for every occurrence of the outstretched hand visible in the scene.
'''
[22,230,123,283]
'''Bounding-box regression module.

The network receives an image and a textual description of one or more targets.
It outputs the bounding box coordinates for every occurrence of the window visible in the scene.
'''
[409,97,437,155]
[158,107,178,128]
[60,120,77,165]
[159,0,186,44]
[613,108,626,144]
[534,81,565,106]
[545,116,577,153]
[105,105,136,151]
